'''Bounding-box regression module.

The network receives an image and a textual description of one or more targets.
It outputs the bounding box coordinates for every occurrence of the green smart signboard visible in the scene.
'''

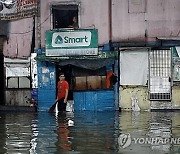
[45,29,98,56]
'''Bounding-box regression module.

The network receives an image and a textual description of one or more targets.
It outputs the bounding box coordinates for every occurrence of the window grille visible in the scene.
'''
[149,49,172,100]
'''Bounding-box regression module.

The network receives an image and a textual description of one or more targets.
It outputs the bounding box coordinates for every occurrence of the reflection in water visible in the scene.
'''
[2,112,37,154]
[55,111,119,153]
[55,112,73,151]
[70,111,119,153]
[30,119,39,153]
[148,112,172,153]
[0,111,179,153]
[34,112,57,154]
[118,111,180,154]
[0,114,7,154]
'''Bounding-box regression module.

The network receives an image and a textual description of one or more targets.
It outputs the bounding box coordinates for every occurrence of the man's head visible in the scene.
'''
[59,73,65,81]
[73,16,77,23]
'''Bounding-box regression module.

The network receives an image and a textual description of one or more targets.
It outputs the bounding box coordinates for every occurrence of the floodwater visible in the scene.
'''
[0,111,179,154]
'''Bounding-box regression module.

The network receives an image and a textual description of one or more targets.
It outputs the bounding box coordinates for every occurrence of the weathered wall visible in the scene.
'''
[112,0,146,42]
[120,86,180,110]
[3,18,33,58]
[146,0,180,41]
[172,86,180,108]
[40,0,180,47]
[5,90,31,106]
[40,0,110,47]
[112,0,180,42]
[120,86,150,111]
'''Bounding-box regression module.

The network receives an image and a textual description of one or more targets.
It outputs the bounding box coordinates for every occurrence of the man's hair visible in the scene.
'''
[59,73,65,77]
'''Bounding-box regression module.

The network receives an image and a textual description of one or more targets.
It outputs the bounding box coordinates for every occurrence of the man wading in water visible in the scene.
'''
[49,73,69,112]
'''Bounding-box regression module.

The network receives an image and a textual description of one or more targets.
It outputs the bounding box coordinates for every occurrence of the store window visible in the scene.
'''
[7,77,30,89]
[72,66,116,91]
[51,4,79,29]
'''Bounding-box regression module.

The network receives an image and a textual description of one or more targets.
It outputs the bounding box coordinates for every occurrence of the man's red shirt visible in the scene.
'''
[57,81,69,100]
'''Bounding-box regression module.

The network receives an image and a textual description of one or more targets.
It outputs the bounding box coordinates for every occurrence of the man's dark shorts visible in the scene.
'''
[57,98,66,112]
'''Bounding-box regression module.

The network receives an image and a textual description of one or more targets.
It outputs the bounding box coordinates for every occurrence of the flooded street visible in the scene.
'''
[0,111,179,154]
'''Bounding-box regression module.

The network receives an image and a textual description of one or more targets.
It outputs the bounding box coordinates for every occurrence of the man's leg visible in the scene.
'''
[57,98,64,112]
[62,102,67,111]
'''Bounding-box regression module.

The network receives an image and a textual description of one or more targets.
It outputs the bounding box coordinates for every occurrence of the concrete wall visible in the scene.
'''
[172,86,180,108]
[120,86,180,110]
[5,90,31,106]
[112,0,180,42]
[40,0,180,47]
[3,18,33,58]
[1,0,179,54]
[40,0,110,46]
[120,86,150,111]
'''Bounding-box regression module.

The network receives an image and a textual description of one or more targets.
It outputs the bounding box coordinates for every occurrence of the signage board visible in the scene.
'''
[45,29,98,56]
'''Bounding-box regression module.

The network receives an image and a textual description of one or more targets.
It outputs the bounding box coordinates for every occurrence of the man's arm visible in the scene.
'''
[64,88,68,103]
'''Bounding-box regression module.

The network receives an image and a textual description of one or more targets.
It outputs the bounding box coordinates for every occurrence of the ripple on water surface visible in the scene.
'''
[0,111,179,154]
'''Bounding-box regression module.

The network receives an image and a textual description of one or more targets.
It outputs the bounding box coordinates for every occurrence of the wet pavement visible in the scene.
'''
[0,111,179,154]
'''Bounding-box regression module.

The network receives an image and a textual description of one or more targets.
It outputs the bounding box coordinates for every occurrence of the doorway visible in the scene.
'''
[56,64,74,100]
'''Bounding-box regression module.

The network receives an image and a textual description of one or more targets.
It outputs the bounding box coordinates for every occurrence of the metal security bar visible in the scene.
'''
[149,49,172,100]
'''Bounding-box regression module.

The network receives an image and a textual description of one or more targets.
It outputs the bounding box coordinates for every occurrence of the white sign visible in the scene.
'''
[6,67,30,77]
[52,31,91,47]
[46,48,98,56]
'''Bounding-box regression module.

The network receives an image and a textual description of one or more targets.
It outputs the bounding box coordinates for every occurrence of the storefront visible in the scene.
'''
[119,47,180,110]
[36,29,119,111]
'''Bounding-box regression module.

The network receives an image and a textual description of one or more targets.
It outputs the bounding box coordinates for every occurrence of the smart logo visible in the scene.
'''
[55,35,63,44]
[52,32,91,47]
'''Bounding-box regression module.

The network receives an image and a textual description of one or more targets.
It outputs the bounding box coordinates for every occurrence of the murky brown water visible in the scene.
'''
[0,111,179,154]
